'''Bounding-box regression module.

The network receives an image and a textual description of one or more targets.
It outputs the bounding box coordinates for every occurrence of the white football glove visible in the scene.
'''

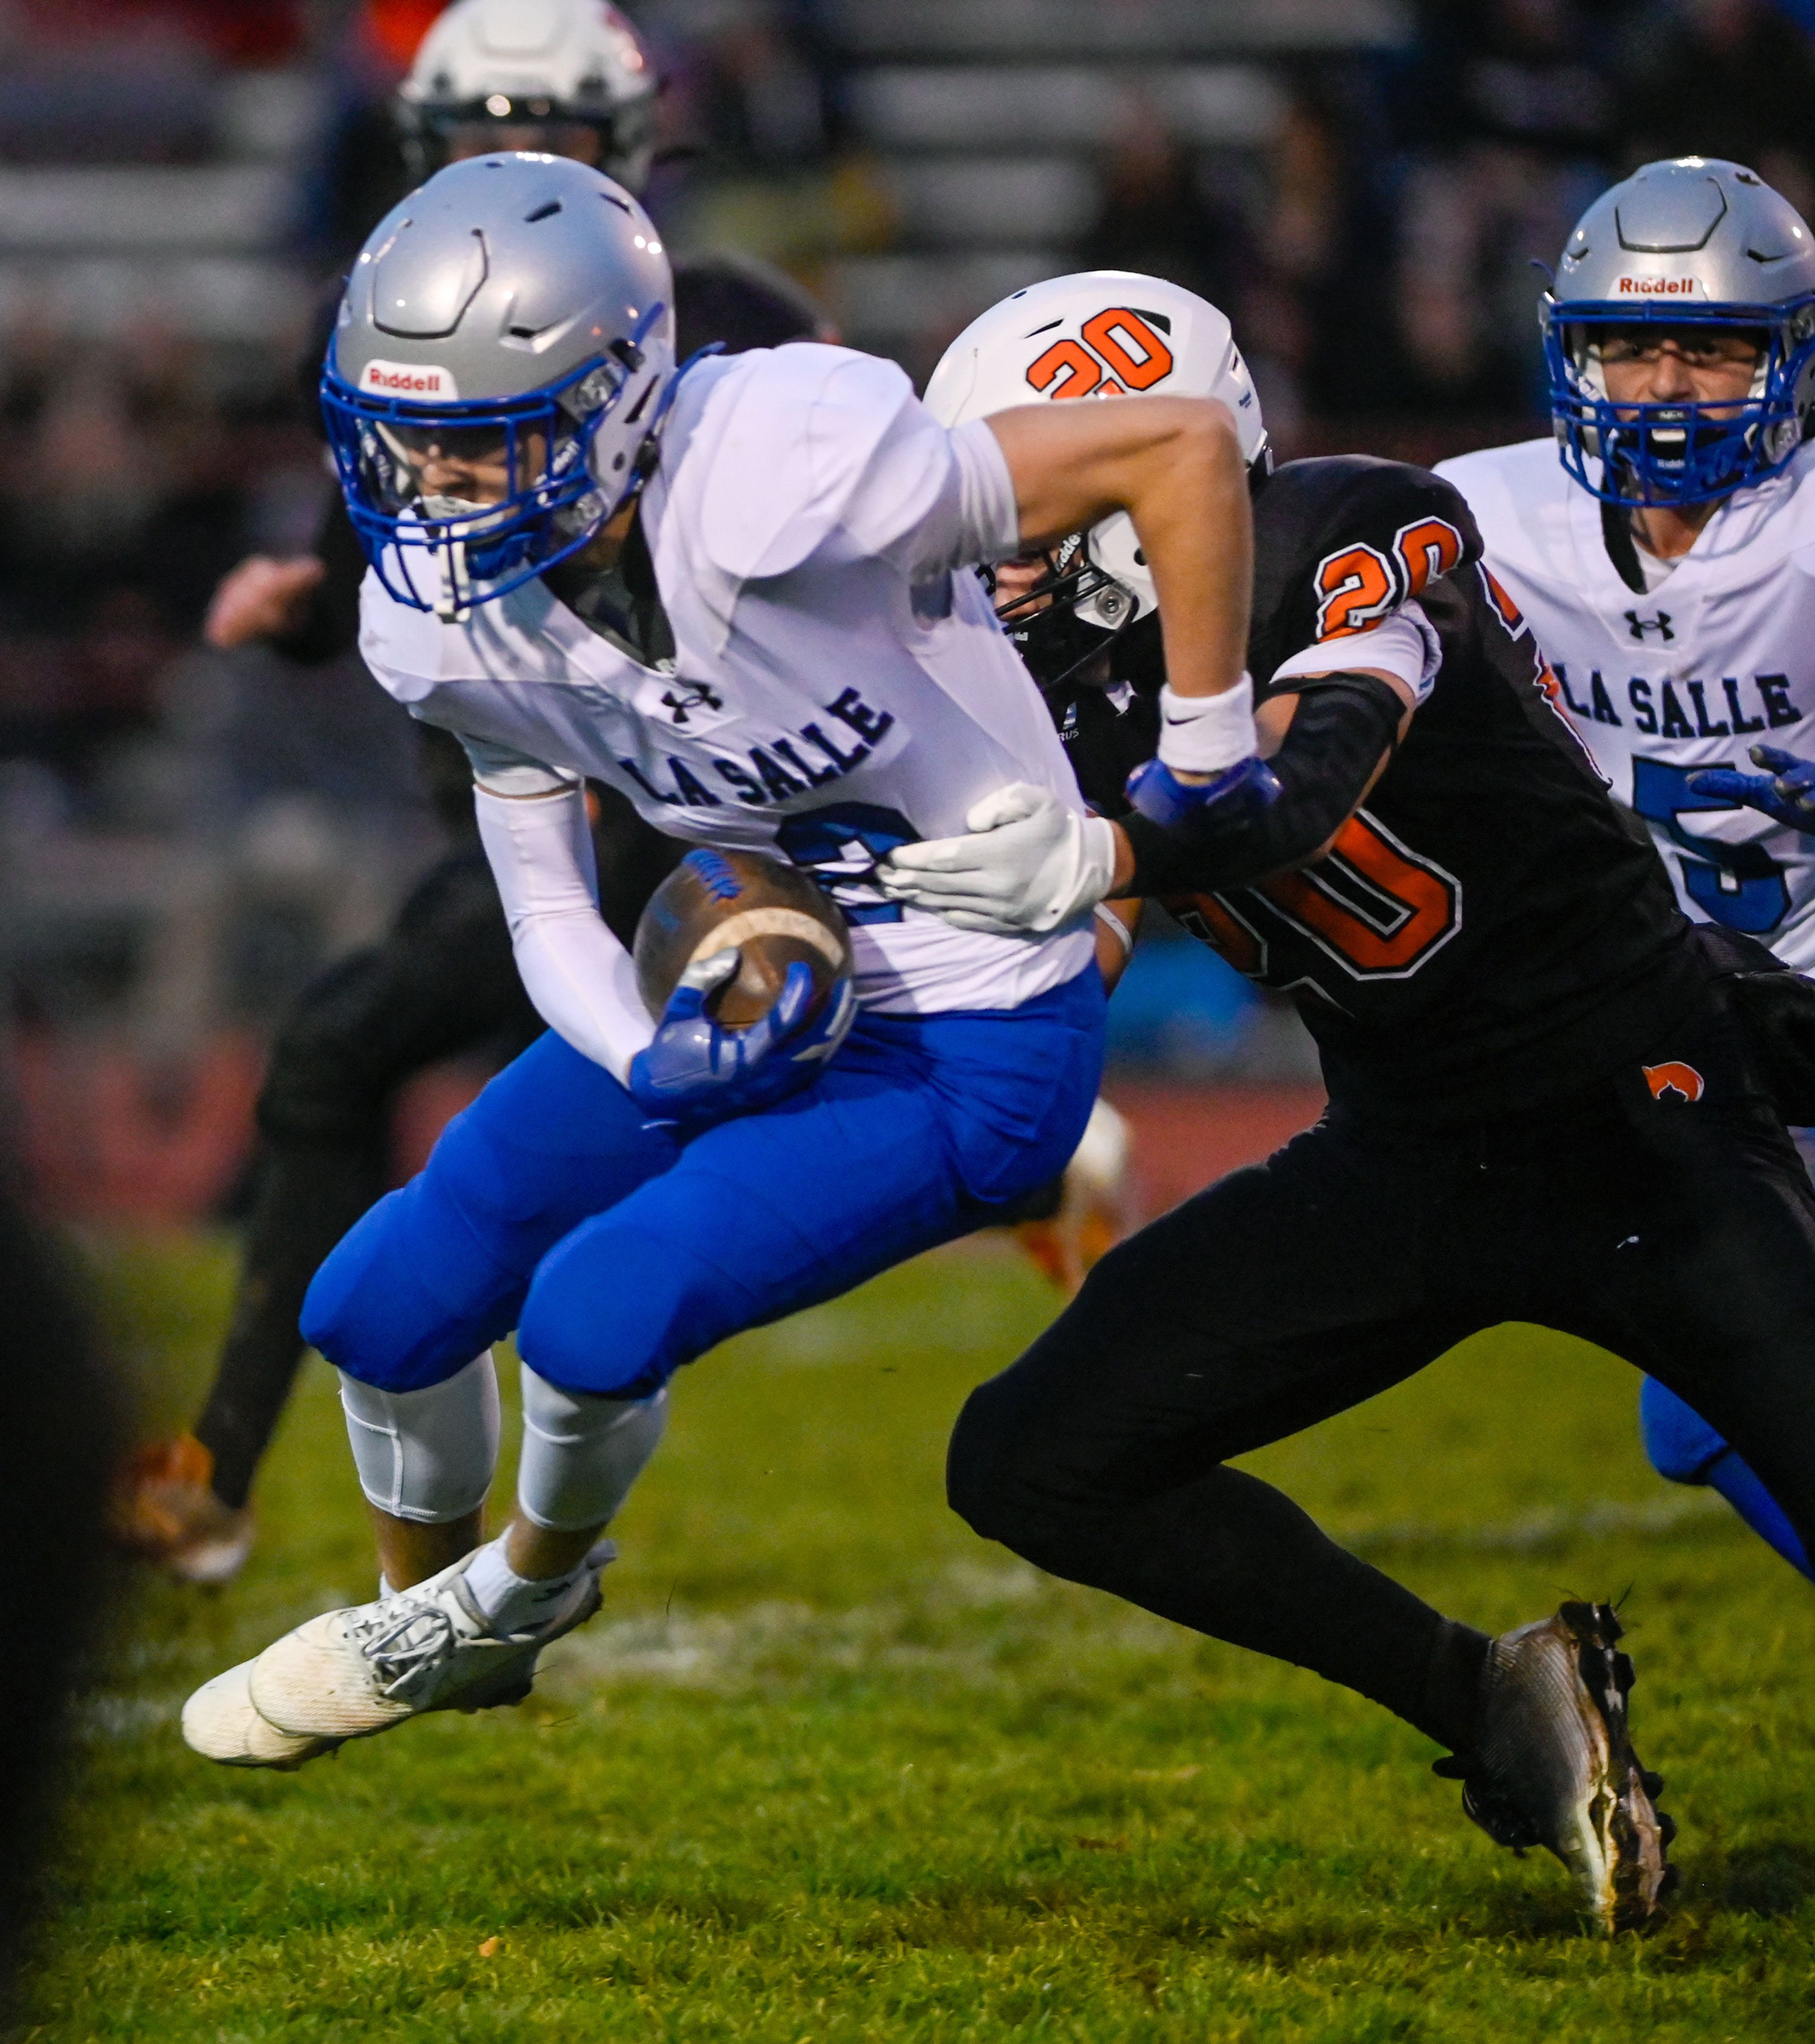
[878,783,1119,934]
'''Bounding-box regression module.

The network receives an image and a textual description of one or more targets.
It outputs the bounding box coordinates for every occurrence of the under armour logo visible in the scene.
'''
[660,682,724,725]
[1626,611,1675,643]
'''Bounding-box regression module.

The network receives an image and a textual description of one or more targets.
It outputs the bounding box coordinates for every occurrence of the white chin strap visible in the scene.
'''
[411,491,499,623]
[435,536,473,623]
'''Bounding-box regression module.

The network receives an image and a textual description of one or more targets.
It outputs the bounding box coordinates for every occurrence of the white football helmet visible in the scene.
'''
[397,0,658,192]
[924,270,1270,635]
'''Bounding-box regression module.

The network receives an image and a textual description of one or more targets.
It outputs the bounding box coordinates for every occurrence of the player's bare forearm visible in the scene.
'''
[985,398,1252,700]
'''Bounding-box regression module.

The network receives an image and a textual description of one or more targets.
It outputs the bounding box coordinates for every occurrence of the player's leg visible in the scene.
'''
[115,847,537,1582]
[510,970,1108,1403]
[1628,1120,1815,1581]
[1638,1377,1811,1577]
[1548,1020,1815,1575]
[184,1027,679,1768]
[300,1023,680,1557]
[193,970,1105,1767]
[947,1114,1674,1931]
[450,970,1105,1594]
[1003,1096,1135,1295]
[948,1116,1491,1743]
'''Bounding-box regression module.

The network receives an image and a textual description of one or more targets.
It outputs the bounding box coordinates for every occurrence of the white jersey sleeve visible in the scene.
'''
[675,346,1020,589]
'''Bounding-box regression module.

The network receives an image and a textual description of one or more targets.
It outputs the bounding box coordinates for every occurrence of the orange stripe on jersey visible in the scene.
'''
[1080,309,1175,390]
[1480,565,1530,638]
[1314,543,1399,640]
[1394,517,1464,596]
[1164,892,1266,978]
[1026,339,1104,400]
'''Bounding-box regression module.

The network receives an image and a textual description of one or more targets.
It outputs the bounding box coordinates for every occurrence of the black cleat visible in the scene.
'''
[1434,1601,1670,1933]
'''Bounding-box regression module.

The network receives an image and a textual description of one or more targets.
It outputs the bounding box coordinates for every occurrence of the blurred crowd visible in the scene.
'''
[5,0,1815,1091]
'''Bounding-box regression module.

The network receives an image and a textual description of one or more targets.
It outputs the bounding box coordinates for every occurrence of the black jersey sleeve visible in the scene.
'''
[1248,457,1485,692]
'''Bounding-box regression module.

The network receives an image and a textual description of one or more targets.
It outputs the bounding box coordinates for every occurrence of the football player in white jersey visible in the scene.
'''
[181,150,1257,1769]
[1438,156,1815,1578]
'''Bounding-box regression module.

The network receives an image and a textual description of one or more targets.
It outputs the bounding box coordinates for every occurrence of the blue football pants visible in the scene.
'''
[1638,1124,1815,1580]
[302,968,1106,1401]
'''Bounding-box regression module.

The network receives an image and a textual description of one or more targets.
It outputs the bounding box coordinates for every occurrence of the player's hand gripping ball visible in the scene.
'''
[628,849,856,1132]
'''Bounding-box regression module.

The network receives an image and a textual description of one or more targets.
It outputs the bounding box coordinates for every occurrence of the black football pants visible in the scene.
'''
[948,993,1815,1755]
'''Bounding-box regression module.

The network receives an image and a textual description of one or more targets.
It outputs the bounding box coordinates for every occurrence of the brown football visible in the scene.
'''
[633,847,854,1028]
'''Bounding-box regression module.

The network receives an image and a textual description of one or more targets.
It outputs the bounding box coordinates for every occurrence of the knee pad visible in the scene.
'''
[1639,1376,1729,1486]
[338,1350,500,1523]
[516,1366,667,1532]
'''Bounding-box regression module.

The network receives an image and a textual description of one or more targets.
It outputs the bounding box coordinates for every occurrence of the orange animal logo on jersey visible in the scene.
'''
[1644,1061,1706,1104]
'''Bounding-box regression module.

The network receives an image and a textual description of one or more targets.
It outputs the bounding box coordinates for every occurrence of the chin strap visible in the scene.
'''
[435,536,473,623]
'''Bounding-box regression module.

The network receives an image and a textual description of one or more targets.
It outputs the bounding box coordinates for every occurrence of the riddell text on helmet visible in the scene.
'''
[1612,276,1702,297]
[362,359,462,399]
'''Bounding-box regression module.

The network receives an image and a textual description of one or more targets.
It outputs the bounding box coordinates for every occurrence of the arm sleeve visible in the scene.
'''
[470,777,655,1086]
[1121,675,1404,898]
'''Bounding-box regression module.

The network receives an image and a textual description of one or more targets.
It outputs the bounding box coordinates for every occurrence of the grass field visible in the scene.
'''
[22,1230,1815,2041]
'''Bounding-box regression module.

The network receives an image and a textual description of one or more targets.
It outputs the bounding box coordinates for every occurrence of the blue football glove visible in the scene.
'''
[627,948,856,1134]
[1687,744,1815,833]
[1124,753,1282,830]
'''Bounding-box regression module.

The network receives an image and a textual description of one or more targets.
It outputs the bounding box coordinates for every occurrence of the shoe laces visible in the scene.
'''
[347,1595,465,1702]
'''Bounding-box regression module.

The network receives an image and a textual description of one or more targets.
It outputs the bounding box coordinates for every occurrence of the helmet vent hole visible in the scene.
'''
[623,379,656,425]
[1129,308,1172,333]
[509,325,540,338]
[526,200,563,223]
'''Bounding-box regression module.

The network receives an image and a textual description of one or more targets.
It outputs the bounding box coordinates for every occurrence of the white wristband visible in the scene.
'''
[1157,674,1257,775]
[1094,901,1134,961]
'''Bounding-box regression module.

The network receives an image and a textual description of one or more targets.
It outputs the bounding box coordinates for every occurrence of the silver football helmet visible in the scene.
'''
[1544,157,1815,506]
[397,0,658,193]
[323,152,675,620]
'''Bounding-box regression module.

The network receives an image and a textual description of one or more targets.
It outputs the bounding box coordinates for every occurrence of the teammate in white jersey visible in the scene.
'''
[182,150,1257,1769]
[1439,156,1815,1578]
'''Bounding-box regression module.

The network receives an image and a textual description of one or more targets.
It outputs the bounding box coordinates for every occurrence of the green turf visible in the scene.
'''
[22,1232,1815,2040]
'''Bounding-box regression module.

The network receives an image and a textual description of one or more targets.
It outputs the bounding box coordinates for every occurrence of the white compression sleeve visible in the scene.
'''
[338,1351,501,1524]
[516,1368,669,1532]
[473,779,655,1085]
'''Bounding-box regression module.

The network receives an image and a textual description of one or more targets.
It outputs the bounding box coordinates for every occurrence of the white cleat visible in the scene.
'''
[181,1659,338,1771]
[242,1549,603,1749]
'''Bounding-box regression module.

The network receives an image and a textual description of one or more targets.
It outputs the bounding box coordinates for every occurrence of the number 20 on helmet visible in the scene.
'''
[923,270,1271,640]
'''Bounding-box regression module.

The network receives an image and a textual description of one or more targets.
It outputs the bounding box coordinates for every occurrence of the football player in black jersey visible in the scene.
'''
[882,272,1815,1933]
